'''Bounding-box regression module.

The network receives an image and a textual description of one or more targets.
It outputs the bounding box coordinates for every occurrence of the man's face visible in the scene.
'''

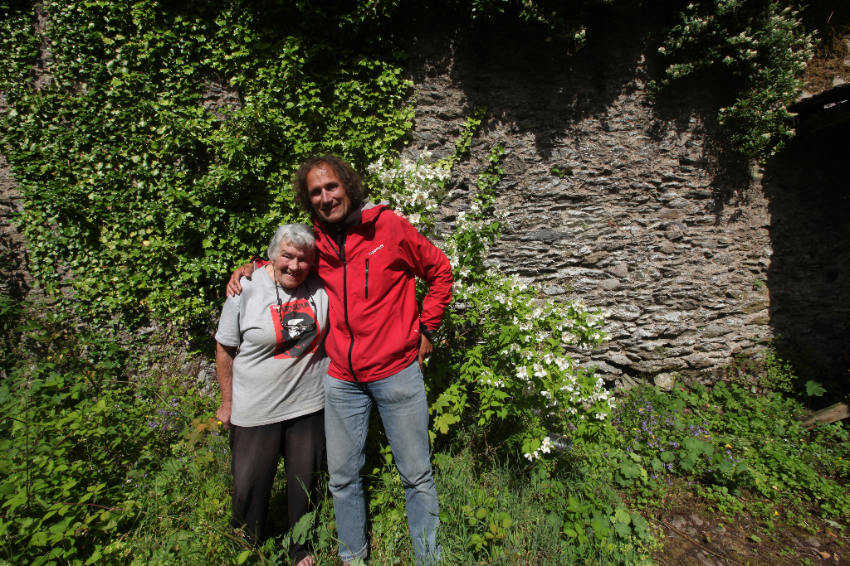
[307,165,351,224]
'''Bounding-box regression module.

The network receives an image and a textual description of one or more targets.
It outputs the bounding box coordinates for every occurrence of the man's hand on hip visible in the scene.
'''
[418,334,433,374]
[226,263,255,297]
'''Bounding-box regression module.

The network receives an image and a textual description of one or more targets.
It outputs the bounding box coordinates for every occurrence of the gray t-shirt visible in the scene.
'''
[215,269,329,427]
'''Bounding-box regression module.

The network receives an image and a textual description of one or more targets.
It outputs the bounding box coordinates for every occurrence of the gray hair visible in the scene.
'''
[267,224,316,261]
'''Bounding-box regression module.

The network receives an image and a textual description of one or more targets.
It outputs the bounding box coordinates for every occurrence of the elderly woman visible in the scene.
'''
[215,224,328,566]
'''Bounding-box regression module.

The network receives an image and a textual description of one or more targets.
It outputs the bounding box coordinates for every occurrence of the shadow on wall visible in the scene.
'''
[404,10,748,180]
[763,123,850,384]
[401,10,849,384]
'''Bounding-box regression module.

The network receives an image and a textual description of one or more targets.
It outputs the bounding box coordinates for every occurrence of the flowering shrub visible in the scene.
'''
[368,154,451,238]
[367,144,613,460]
[658,0,815,162]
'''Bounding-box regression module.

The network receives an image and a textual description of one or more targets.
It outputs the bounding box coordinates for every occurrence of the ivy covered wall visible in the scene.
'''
[0,0,834,338]
[1,0,414,323]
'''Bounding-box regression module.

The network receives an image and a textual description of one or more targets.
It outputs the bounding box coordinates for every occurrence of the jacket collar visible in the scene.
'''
[314,201,385,233]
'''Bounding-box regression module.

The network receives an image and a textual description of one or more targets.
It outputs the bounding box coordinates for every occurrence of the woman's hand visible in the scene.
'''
[216,342,237,430]
[226,263,255,297]
[217,400,232,430]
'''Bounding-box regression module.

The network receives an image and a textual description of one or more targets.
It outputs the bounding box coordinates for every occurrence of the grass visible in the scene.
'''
[2,295,849,565]
[107,424,655,565]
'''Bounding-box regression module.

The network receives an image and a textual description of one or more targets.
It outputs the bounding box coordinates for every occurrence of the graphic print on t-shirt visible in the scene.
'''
[270,299,320,359]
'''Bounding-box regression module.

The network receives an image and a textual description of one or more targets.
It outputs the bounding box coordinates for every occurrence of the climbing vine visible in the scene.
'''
[657,0,815,161]
[1,0,413,325]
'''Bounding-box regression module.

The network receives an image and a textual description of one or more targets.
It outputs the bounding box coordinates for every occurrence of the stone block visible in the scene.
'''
[610,305,641,321]
[520,230,570,242]
[605,262,629,279]
[742,298,769,313]
[633,326,658,340]
[654,373,675,391]
[702,324,732,338]
[746,310,770,325]
[685,353,712,368]
[658,208,682,220]
[582,251,607,265]
[607,354,632,367]
[586,360,622,375]
[543,284,566,295]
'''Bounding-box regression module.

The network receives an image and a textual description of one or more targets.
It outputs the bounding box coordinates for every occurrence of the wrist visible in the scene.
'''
[419,322,435,341]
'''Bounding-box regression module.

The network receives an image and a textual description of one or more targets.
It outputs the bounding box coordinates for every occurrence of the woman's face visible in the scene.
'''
[273,241,312,289]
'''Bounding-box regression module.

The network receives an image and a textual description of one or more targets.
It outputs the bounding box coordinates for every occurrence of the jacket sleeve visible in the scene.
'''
[395,216,454,331]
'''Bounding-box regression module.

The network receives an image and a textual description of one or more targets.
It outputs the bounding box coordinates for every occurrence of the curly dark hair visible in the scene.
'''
[293,155,365,216]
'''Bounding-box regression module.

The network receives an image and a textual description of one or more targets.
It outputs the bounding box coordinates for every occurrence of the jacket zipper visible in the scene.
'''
[323,229,358,382]
[319,208,385,382]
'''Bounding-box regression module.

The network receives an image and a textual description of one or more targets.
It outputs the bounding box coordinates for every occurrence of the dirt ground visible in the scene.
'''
[648,498,847,566]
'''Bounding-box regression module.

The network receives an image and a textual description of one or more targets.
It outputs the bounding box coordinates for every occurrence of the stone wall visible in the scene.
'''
[2,13,847,387]
[400,21,849,386]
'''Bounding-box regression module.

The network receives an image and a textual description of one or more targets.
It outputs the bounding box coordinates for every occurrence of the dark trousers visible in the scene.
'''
[229,410,325,562]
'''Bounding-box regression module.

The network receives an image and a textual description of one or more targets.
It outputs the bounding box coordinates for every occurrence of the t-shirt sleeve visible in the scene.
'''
[215,294,242,347]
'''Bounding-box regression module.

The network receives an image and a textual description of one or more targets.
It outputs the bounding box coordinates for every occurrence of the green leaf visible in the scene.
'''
[292,510,315,544]
[612,507,631,524]
[236,551,250,564]
[805,380,826,397]
[613,522,631,537]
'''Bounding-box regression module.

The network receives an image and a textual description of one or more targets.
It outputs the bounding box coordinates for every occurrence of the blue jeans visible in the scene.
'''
[324,361,440,564]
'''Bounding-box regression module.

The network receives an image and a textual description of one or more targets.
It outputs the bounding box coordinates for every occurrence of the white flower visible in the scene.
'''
[595,412,607,421]
[543,353,554,365]
[533,363,547,378]
[540,437,554,454]
[516,366,530,381]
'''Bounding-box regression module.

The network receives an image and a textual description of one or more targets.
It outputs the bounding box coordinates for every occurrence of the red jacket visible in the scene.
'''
[312,204,453,382]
